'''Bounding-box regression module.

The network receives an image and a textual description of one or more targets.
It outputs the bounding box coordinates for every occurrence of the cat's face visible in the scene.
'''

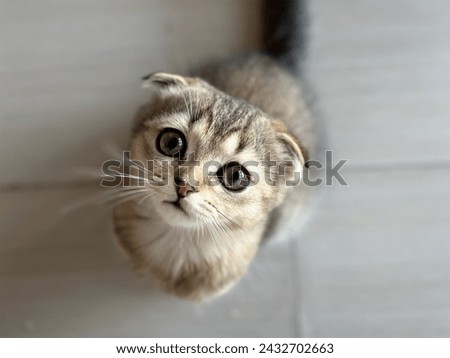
[128,73,305,232]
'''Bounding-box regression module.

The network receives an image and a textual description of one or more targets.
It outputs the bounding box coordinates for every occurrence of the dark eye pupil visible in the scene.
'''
[167,137,181,150]
[157,129,186,157]
[230,169,243,183]
[219,162,250,191]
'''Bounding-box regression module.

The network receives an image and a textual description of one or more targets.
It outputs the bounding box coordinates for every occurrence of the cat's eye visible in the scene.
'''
[156,128,186,157]
[217,162,251,192]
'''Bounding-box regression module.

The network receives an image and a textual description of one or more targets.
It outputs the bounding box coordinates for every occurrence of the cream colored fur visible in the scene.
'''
[112,55,313,301]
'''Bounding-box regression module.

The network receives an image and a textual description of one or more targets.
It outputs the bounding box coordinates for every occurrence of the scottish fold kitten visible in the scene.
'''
[111,54,313,301]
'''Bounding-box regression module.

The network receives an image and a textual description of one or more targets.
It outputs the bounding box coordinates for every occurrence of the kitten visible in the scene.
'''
[112,54,313,301]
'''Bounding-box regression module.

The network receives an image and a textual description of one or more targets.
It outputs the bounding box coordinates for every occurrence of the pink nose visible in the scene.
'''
[176,180,195,198]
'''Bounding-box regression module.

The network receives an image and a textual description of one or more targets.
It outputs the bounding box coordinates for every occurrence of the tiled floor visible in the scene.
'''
[0,188,297,337]
[298,0,450,337]
[1,0,450,337]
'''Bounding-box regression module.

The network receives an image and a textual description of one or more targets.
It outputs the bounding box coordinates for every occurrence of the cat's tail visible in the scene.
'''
[261,0,307,74]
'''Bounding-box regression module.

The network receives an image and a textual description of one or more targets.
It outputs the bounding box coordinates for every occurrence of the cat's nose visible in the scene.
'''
[175,178,196,198]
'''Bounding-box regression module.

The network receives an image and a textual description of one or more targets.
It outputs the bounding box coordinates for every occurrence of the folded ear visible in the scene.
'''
[141,72,189,89]
[272,119,308,174]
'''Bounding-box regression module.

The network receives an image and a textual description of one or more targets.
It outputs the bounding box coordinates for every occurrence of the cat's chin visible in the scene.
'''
[157,199,199,228]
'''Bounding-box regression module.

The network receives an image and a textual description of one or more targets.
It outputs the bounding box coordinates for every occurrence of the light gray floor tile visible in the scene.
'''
[0,187,295,337]
[0,0,261,185]
[304,0,450,165]
[295,167,450,337]
[307,0,450,69]
[308,88,450,166]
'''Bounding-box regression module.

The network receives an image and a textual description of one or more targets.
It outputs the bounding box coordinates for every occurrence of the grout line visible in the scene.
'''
[1,159,450,193]
[343,159,450,172]
[0,180,98,193]
[304,57,450,73]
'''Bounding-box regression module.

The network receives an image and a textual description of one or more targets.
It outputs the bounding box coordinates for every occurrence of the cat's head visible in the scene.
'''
[128,72,307,231]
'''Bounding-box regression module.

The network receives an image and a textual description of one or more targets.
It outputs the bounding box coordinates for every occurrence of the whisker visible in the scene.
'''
[187,89,194,120]
[61,186,151,214]
[138,191,159,205]
[180,90,192,118]
[105,191,151,208]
